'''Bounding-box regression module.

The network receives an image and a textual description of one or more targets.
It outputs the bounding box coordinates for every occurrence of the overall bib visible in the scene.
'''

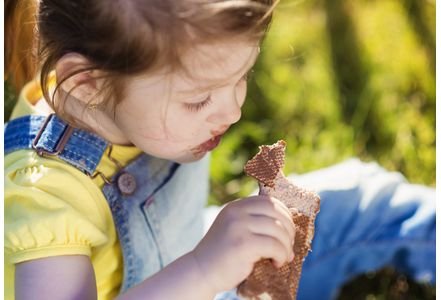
[4,114,210,294]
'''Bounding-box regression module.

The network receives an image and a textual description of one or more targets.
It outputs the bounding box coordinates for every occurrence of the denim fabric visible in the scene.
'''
[4,115,108,175]
[5,114,209,295]
[292,159,435,300]
[102,154,209,292]
[212,159,435,300]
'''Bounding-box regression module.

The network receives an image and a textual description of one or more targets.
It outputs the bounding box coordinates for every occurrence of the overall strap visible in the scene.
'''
[4,114,109,175]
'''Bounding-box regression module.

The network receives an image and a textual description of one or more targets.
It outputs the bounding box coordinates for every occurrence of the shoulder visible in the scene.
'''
[5,149,106,211]
[5,149,113,263]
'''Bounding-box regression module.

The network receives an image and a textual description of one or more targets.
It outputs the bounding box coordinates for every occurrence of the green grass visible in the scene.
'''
[209,0,435,298]
[210,0,435,206]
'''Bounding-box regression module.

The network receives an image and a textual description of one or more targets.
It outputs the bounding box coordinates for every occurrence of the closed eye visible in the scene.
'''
[184,96,212,112]
[182,69,252,112]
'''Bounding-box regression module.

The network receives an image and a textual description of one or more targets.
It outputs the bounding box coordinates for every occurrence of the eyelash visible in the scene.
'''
[184,97,213,112]
[183,71,252,112]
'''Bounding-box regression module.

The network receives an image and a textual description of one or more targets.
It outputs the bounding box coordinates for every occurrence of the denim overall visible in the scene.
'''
[4,114,208,293]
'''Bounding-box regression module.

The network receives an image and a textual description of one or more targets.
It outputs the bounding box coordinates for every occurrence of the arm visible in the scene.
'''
[15,255,97,300]
[15,253,214,300]
[116,252,216,300]
[15,196,295,300]
[120,195,297,300]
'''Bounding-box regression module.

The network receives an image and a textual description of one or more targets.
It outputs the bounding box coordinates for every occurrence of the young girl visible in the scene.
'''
[5,1,297,299]
[5,1,435,300]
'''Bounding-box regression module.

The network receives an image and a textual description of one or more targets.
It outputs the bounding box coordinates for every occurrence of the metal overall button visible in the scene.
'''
[117,172,137,196]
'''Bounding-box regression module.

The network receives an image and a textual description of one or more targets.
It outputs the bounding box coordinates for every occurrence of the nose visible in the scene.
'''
[207,98,241,125]
[207,87,244,125]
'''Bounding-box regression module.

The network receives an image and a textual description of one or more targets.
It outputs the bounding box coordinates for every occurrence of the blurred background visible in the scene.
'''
[4,0,435,298]
[209,0,435,298]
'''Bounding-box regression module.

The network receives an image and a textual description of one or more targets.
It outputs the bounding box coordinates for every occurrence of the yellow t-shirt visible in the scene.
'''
[5,80,142,300]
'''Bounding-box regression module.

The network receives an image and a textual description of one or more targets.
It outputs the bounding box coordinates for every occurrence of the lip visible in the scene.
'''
[192,135,223,155]
[210,125,230,136]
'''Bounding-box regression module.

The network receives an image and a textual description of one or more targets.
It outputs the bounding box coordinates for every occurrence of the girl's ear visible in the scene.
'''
[55,53,100,104]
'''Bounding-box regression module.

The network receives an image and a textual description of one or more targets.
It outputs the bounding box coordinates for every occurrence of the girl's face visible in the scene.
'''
[111,42,259,163]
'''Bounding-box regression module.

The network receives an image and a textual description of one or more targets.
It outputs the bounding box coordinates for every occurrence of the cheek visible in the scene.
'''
[236,81,248,107]
[116,98,206,145]
[160,109,206,141]
[115,99,169,139]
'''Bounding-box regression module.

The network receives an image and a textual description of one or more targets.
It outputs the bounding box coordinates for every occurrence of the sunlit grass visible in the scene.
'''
[210,1,435,296]
[210,0,435,204]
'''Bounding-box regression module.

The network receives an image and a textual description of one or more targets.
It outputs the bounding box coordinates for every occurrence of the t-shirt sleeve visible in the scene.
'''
[5,150,112,264]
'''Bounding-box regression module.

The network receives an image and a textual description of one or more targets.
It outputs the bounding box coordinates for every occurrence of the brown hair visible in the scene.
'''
[36,0,277,125]
[5,0,38,93]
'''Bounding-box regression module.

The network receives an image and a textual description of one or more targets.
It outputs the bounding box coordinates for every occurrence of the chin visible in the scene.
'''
[138,144,207,164]
[172,151,207,164]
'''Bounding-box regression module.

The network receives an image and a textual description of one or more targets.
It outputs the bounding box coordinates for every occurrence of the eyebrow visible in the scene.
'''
[175,53,259,96]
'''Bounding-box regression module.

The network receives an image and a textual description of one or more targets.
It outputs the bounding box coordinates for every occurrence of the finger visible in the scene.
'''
[250,234,293,268]
[270,198,296,244]
[244,196,295,244]
[242,195,289,218]
[247,215,294,259]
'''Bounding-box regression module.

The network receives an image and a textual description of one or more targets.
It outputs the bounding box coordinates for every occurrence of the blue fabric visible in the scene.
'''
[4,114,109,175]
[291,159,435,299]
[5,114,210,295]
[102,154,209,292]
[212,159,435,300]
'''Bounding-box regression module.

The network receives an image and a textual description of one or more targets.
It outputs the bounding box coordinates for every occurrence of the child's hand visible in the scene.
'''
[191,196,296,293]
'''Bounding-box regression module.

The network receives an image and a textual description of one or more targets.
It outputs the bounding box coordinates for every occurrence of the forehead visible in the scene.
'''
[174,41,260,94]
[124,41,259,97]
